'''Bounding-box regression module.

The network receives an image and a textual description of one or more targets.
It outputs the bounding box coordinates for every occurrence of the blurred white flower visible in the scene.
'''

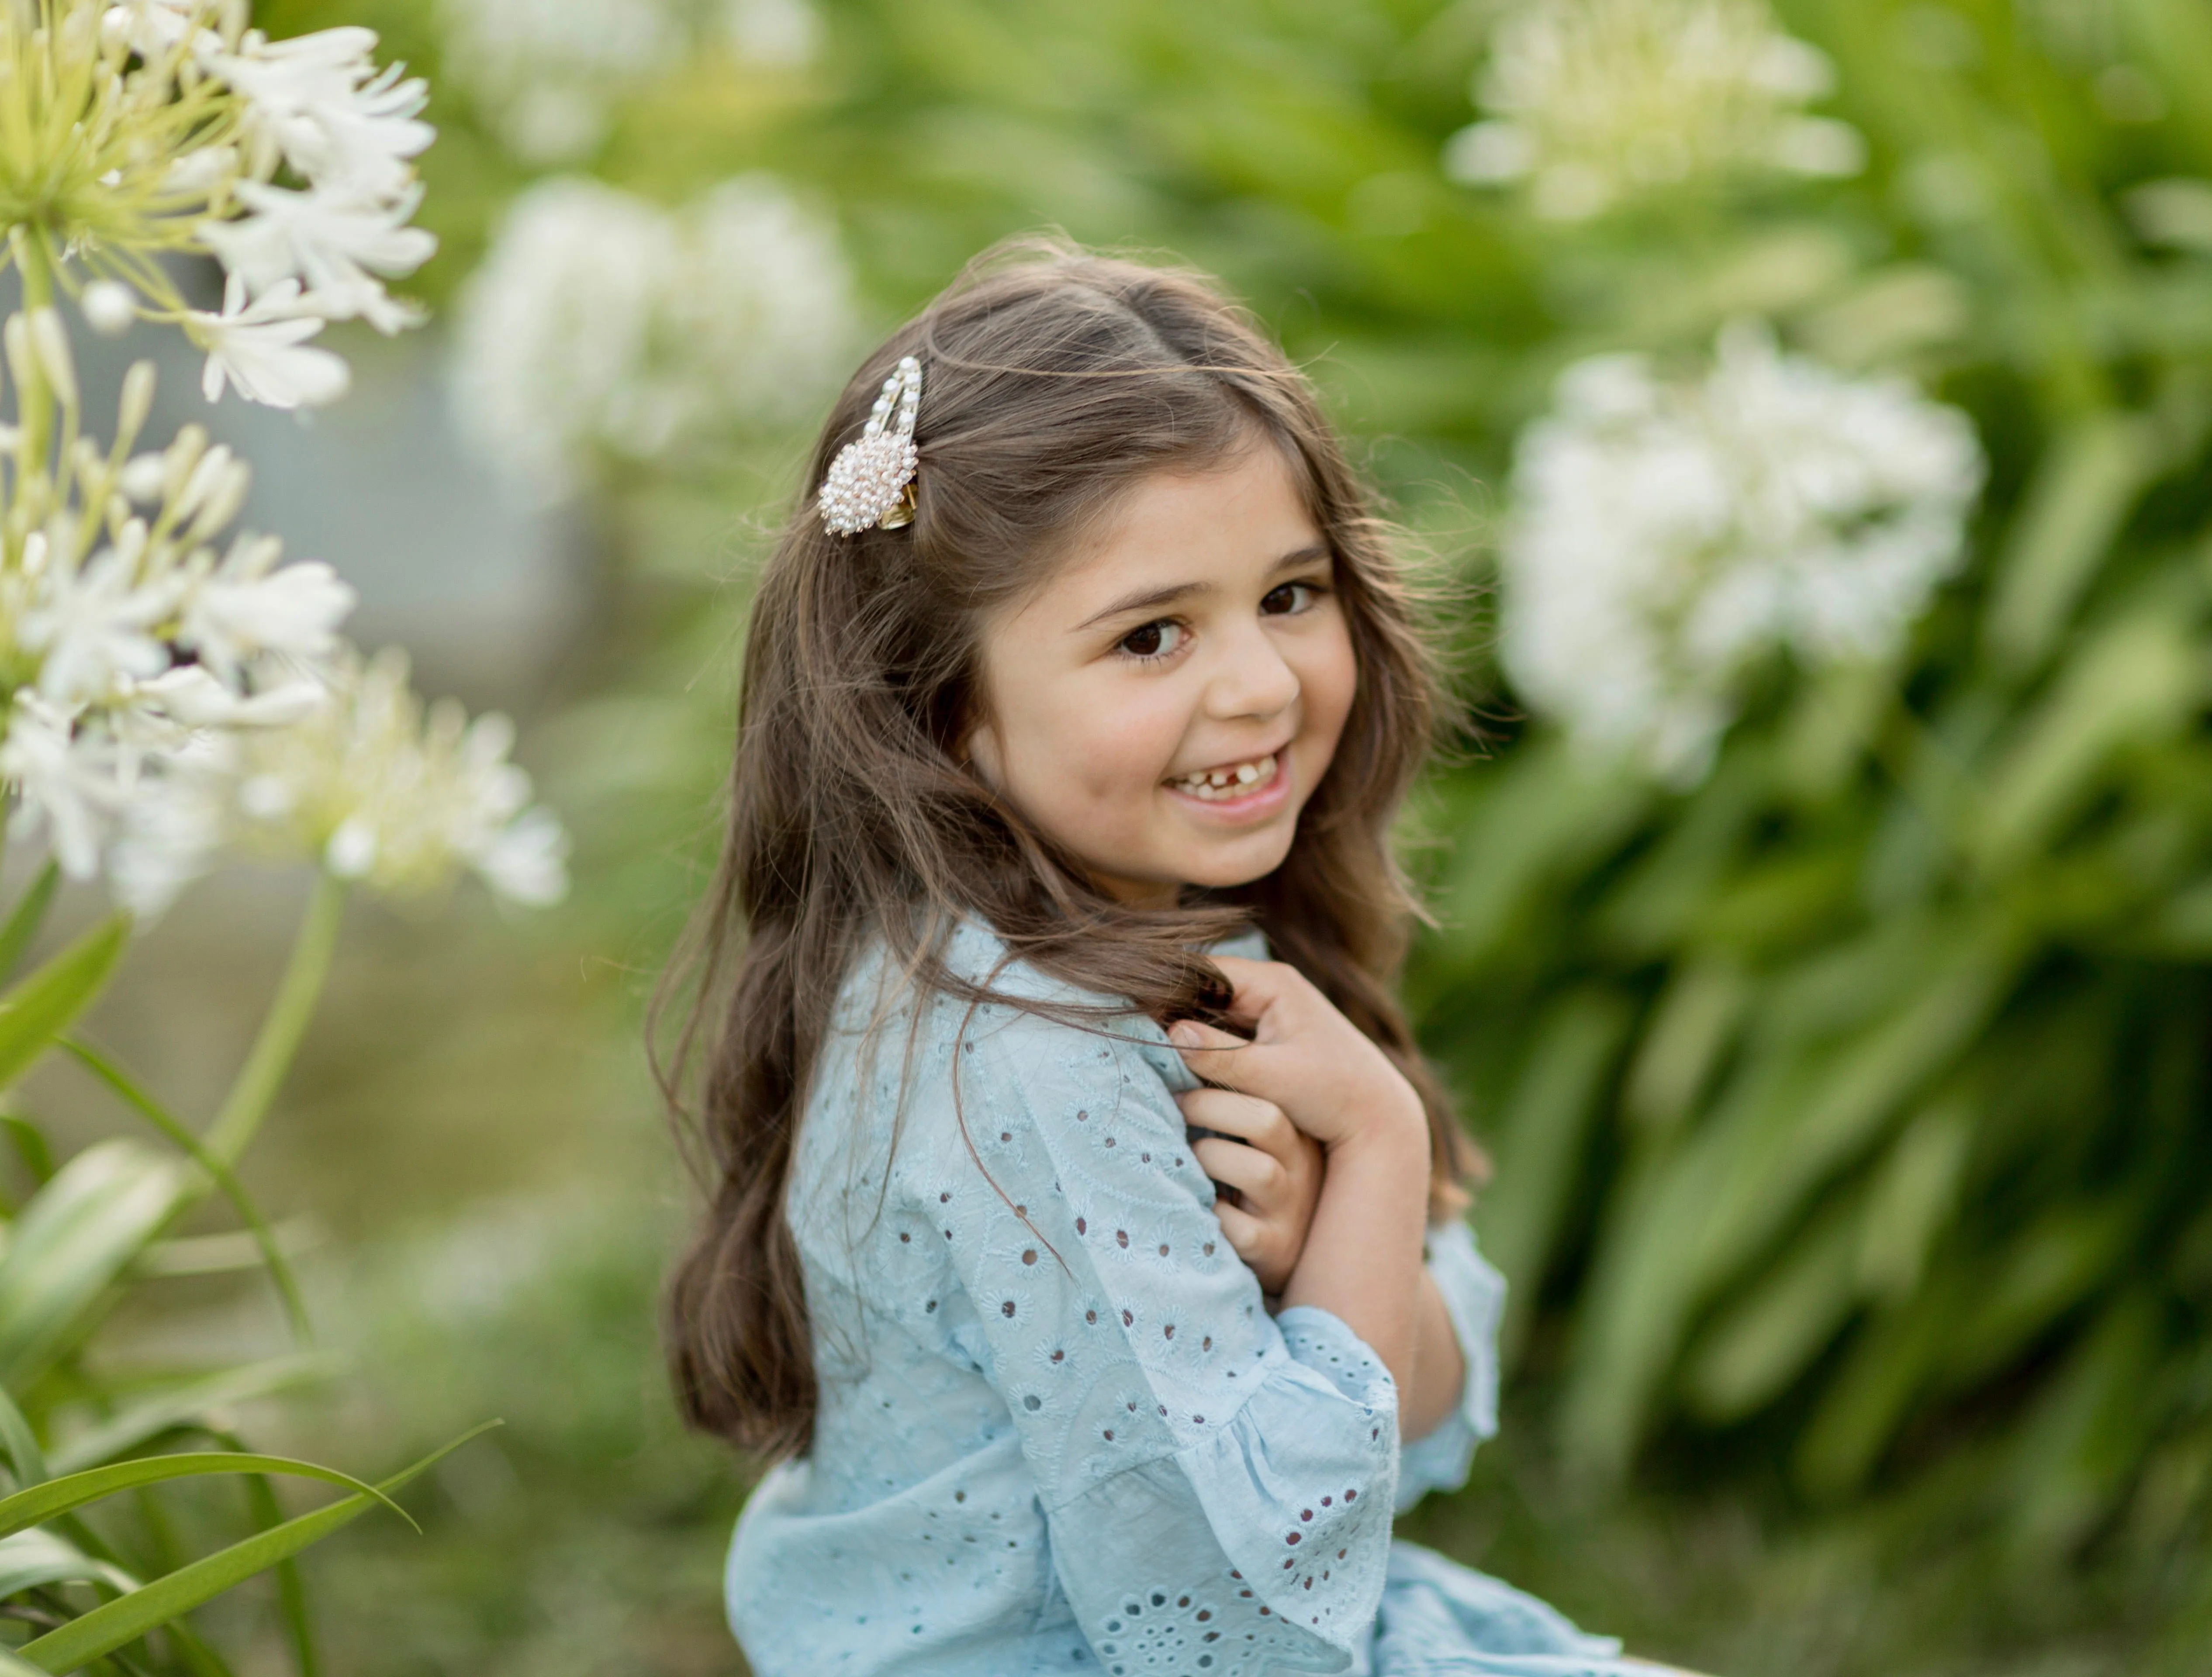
[0,695,128,880]
[185,281,355,409]
[450,173,854,499]
[0,367,361,890]
[199,180,436,333]
[1499,321,1984,784]
[1445,0,1865,220]
[112,646,571,914]
[176,535,356,685]
[12,2,435,406]
[439,0,819,164]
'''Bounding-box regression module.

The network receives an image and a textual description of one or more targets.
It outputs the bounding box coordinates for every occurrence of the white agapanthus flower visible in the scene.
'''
[0,347,366,883]
[2,0,435,409]
[439,0,820,164]
[1499,321,1984,785]
[112,645,571,914]
[1445,0,1865,221]
[0,4,567,921]
[450,173,854,500]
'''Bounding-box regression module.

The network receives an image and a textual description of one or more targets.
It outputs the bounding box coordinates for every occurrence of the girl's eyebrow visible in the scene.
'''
[1073,543,1331,631]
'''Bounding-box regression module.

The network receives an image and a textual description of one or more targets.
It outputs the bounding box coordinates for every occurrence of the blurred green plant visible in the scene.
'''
[0,0,579,1667]
[0,859,494,1673]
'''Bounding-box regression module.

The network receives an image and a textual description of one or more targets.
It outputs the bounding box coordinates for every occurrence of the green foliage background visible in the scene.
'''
[221,0,2212,1672]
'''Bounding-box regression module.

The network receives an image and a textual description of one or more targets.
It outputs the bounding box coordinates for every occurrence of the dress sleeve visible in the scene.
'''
[1393,1216,1507,1511]
[899,998,1399,1676]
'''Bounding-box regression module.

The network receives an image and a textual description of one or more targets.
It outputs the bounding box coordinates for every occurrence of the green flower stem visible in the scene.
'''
[204,873,347,1171]
[13,231,52,475]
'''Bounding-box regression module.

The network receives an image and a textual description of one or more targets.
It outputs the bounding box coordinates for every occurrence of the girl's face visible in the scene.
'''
[964,442,1358,907]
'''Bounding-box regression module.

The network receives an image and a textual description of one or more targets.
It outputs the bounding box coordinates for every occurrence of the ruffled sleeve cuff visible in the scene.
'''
[1053,1307,1399,1675]
[1394,1218,1507,1511]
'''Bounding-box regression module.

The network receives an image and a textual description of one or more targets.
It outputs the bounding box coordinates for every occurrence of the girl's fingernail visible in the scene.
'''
[1168,1022,1198,1047]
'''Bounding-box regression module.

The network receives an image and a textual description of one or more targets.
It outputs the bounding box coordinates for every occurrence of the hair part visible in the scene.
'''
[654,235,1479,1460]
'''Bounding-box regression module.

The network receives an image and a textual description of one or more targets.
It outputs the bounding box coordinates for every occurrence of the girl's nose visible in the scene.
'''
[1205,622,1301,721]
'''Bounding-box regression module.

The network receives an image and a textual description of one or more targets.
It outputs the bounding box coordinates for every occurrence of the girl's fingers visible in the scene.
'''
[1175,1087,1297,1158]
[1212,1200,1269,1266]
[1206,954,1306,1030]
[1193,1135,1285,1205]
[1165,1018,1280,1099]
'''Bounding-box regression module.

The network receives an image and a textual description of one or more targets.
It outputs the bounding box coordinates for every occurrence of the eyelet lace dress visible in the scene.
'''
[724,920,1670,1677]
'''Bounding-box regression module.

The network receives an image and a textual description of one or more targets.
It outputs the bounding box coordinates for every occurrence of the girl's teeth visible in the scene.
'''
[1171,754,1277,799]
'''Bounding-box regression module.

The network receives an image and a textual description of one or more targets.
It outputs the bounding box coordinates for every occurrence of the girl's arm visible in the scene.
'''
[1169,955,1452,1408]
[1403,1268,1467,1440]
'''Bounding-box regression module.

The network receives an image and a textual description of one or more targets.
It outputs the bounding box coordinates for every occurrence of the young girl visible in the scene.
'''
[662,240,1690,1677]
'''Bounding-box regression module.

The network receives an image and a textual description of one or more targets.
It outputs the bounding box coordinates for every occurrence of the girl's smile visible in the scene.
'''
[963,440,1357,905]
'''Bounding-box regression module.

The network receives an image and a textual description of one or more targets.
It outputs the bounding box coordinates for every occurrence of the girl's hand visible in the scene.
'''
[1167,956,1426,1157]
[1175,1086,1323,1295]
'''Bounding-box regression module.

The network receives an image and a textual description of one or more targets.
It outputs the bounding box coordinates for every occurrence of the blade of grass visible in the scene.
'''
[48,1355,340,1478]
[14,1422,499,1675]
[0,1451,415,1542]
[240,1475,316,1677]
[0,1110,54,1186]
[0,1384,47,1488]
[0,861,60,985]
[59,1039,310,1342]
[0,916,128,1096]
[204,877,344,1170]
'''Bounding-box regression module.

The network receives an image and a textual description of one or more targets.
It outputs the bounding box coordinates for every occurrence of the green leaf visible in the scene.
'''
[239,1474,317,1677]
[61,1038,311,1341]
[1622,962,1749,1131]
[0,1382,47,1489]
[0,1527,138,1598]
[1683,1193,1863,1422]
[0,1111,54,1187]
[1473,991,1632,1363]
[0,1451,413,1542]
[2005,1290,2166,1557]
[0,862,59,987]
[1983,411,2163,674]
[0,915,128,1097]
[48,1354,340,1478]
[1975,611,2204,871]
[0,1141,189,1389]
[14,1423,500,1675]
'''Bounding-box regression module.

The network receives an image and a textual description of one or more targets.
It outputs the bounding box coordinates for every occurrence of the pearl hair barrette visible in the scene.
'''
[818,355,923,536]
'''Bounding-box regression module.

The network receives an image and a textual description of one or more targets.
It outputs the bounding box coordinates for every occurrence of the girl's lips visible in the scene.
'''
[1163,749,1291,821]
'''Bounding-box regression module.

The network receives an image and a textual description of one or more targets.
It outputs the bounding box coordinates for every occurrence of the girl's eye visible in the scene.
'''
[1261,580,1325,616]
[1119,619,1185,661]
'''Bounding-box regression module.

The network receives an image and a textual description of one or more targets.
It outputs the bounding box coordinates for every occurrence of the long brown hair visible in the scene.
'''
[656,236,1478,1460]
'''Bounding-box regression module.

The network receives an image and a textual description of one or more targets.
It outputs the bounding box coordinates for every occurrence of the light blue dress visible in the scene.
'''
[726,919,1653,1676]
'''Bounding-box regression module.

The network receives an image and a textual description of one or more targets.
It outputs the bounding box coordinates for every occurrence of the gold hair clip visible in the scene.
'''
[819,355,922,536]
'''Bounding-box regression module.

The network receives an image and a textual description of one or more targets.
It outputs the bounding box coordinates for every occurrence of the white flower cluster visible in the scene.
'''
[449,173,854,500]
[1445,0,1865,221]
[0,346,349,880]
[0,4,569,914]
[1499,322,1985,785]
[115,645,569,914]
[438,0,819,163]
[2,0,436,408]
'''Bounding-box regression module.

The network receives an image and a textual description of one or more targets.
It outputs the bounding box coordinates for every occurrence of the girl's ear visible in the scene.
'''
[963,716,1006,791]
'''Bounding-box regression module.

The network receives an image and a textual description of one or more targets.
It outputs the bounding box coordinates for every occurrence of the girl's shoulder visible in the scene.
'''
[826,913,1268,1121]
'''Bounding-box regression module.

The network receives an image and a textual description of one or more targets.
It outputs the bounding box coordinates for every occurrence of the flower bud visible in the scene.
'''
[325,816,379,880]
[118,360,156,444]
[2,315,34,400]
[162,424,209,505]
[118,454,167,504]
[81,280,136,338]
[29,308,79,410]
